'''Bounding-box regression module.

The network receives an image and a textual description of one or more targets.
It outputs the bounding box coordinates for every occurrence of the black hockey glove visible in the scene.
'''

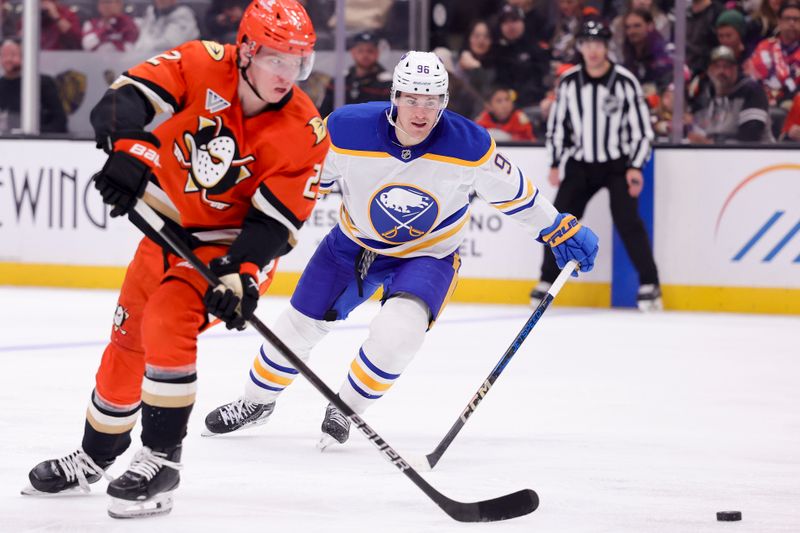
[203,255,261,331]
[93,151,151,217]
[92,130,161,217]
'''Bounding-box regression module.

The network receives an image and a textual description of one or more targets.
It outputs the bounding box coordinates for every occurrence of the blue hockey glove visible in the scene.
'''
[537,213,599,276]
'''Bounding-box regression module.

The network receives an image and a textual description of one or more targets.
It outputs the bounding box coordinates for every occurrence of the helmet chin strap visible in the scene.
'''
[239,46,265,102]
[385,103,422,145]
[241,63,265,101]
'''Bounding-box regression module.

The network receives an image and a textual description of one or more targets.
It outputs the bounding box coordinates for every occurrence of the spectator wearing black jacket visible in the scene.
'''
[204,0,248,44]
[0,38,67,133]
[686,0,723,75]
[493,4,549,107]
[319,32,392,117]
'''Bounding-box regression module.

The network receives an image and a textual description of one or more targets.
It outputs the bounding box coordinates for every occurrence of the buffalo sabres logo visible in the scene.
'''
[113,304,129,335]
[369,184,439,244]
[174,116,255,210]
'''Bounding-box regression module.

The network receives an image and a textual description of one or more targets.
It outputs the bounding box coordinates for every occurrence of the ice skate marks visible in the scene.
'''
[369,184,439,244]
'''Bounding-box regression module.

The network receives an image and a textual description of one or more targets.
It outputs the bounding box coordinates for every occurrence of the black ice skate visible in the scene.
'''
[22,448,113,495]
[317,402,351,451]
[637,284,663,312]
[529,282,551,308]
[106,445,182,519]
[202,397,275,436]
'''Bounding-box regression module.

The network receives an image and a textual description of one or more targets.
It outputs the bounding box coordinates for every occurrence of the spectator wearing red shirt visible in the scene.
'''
[475,86,536,141]
[82,0,139,52]
[38,0,81,50]
[748,0,800,107]
[779,91,800,140]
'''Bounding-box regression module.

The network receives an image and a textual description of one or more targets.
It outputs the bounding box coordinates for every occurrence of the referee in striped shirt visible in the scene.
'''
[531,20,662,311]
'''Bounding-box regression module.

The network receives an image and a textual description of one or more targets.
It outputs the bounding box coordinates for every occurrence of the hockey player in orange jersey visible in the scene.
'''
[22,0,329,519]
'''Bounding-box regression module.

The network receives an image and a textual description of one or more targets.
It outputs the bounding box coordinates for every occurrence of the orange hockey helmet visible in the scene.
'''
[237,0,316,58]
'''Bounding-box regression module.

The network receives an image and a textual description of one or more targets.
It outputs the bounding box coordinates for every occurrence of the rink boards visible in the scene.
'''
[0,139,797,314]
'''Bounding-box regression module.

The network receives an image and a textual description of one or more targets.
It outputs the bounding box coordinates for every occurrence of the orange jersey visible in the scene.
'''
[475,109,536,142]
[111,40,330,242]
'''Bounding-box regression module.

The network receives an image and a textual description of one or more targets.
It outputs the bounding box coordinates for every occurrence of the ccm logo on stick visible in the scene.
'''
[460,379,493,423]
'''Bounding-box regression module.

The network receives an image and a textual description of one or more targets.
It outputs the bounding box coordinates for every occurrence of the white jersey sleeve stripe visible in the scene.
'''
[489,168,526,205]
[494,179,536,211]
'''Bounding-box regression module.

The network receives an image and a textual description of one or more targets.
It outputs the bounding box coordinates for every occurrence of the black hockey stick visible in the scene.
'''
[127,199,538,522]
[423,260,577,470]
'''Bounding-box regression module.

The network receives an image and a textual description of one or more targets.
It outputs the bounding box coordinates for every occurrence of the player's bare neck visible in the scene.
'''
[395,127,423,147]
[242,100,268,117]
[238,74,267,116]
[240,91,267,116]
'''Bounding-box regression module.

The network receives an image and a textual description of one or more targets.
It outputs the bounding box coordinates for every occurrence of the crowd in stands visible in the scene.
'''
[2,0,800,144]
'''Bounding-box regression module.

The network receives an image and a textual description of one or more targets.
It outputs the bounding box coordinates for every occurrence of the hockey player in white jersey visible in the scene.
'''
[204,51,600,448]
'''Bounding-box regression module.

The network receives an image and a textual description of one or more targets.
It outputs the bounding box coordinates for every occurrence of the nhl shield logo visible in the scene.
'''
[602,94,620,115]
[401,149,412,160]
[369,184,439,243]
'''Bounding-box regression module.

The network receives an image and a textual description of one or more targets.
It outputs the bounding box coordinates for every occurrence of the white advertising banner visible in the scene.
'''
[655,149,800,288]
[0,140,136,265]
[0,140,613,282]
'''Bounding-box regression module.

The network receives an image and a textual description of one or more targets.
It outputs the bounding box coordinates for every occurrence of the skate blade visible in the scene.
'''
[21,484,89,496]
[316,434,340,452]
[108,491,174,519]
[637,299,664,312]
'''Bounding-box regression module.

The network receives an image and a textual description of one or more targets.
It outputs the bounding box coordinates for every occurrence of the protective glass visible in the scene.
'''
[251,47,315,81]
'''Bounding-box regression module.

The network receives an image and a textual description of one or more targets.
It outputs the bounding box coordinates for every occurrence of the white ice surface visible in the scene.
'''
[0,287,798,533]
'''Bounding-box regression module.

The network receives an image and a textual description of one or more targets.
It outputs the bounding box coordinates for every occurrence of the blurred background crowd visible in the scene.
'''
[2,0,799,144]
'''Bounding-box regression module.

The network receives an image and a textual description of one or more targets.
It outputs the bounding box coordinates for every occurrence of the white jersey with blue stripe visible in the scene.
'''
[320,102,559,258]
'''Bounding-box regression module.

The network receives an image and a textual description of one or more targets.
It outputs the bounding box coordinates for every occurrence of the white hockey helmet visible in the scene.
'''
[391,50,449,108]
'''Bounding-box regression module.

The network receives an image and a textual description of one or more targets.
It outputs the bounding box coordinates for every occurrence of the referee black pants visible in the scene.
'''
[540,158,659,286]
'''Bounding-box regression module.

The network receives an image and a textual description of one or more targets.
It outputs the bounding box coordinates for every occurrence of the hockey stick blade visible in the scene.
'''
[350,414,538,522]
[128,200,540,523]
[439,486,539,522]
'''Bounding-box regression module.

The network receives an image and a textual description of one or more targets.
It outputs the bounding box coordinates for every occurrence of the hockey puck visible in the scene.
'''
[716,511,742,521]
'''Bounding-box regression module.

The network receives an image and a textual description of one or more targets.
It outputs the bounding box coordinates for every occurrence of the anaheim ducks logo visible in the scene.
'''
[174,116,255,210]
[201,40,225,61]
[307,116,327,145]
[113,304,129,335]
